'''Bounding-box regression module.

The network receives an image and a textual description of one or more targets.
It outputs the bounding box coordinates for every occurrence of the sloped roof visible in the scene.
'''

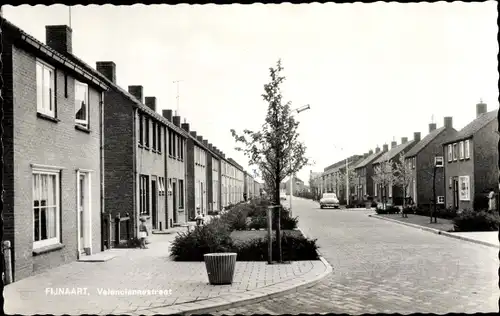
[443,110,498,145]
[373,140,416,164]
[354,150,385,169]
[405,127,451,158]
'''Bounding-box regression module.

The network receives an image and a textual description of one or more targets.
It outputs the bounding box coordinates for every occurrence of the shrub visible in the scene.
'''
[435,207,458,220]
[371,201,378,208]
[376,208,387,214]
[453,210,500,232]
[249,216,267,230]
[247,210,298,230]
[219,203,251,231]
[170,219,233,261]
[473,194,489,212]
[233,232,319,261]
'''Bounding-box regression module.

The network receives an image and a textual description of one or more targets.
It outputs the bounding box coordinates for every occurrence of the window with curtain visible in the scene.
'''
[33,171,59,248]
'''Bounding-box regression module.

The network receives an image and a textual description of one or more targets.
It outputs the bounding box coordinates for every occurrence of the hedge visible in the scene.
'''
[453,210,500,232]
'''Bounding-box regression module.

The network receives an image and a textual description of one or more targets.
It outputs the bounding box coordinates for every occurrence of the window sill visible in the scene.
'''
[33,243,65,256]
[75,125,91,133]
[37,112,59,123]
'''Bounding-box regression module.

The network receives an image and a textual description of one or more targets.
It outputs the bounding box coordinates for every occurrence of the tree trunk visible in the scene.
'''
[402,185,407,218]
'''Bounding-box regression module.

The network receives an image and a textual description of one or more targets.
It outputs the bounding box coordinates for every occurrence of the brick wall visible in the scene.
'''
[166,131,187,226]
[415,128,457,208]
[185,139,195,219]
[444,141,475,210]
[474,119,499,197]
[207,154,213,210]
[11,44,102,281]
[103,88,135,230]
[2,34,16,280]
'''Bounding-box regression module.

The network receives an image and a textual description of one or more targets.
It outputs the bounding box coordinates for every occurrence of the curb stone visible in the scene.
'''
[369,213,498,249]
[156,227,333,316]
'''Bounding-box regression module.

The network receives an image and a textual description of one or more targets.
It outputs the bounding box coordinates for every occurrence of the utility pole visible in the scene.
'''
[345,157,349,206]
[173,80,182,116]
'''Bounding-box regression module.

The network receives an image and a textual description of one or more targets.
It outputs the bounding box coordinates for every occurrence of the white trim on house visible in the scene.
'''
[31,163,66,171]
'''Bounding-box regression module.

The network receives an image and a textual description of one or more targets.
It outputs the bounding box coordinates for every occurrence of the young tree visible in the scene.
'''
[372,160,394,209]
[231,59,309,206]
[393,153,415,217]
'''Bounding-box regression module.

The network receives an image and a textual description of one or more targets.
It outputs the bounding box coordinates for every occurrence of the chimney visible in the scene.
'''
[375,146,381,153]
[45,25,72,55]
[172,116,181,127]
[208,143,213,150]
[128,86,143,103]
[203,140,209,147]
[476,101,487,118]
[383,144,389,152]
[162,109,173,122]
[145,97,156,112]
[196,136,203,143]
[190,131,197,138]
[401,137,408,144]
[181,122,190,132]
[413,132,421,142]
[428,123,437,132]
[96,61,116,83]
[444,116,453,129]
[391,141,397,148]
[369,149,374,155]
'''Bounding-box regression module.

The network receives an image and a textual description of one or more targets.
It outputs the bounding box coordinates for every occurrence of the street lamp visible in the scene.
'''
[289,104,311,217]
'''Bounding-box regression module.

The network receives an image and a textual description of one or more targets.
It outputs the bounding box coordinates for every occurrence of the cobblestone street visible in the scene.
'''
[215,198,498,314]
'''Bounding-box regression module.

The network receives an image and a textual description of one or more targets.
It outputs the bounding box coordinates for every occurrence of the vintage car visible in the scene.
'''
[320,193,340,209]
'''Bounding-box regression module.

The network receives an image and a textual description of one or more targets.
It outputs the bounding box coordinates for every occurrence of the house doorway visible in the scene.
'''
[172,180,178,223]
[452,177,459,209]
[77,172,91,257]
[151,178,158,230]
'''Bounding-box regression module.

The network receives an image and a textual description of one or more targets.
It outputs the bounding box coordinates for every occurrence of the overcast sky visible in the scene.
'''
[3,3,498,184]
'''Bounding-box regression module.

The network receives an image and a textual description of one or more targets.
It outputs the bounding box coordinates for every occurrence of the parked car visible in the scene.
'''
[320,193,340,209]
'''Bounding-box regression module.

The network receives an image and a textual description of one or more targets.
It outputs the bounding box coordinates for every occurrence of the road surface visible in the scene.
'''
[215,198,498,314]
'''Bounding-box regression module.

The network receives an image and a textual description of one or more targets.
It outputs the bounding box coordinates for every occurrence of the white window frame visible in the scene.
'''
[437,196,445,204]
[447,144,453,162]
[464,140,470,160]
[75,80,89,128]
[434,156,444,167]
[459,176,470,201]
[32,167,61,249]
[459,141,464,160]
[452,143,458,161]
[36,59,56,117]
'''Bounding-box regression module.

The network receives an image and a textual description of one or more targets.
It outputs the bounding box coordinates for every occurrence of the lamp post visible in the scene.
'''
[289,104,311,217]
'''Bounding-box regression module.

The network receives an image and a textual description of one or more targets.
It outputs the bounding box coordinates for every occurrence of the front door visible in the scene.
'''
[453,177,459,209]
[172,180,178,223]
[151,179,158,230]
[77,172,91,257]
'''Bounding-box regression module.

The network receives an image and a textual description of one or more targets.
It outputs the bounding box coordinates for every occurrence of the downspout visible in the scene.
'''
[99,92,105,252]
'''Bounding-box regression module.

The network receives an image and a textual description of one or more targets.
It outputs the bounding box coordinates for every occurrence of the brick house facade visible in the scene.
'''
[353,146,386,204]
[2,19,108,282]
[404,117,457,208]
[372,134,420,206]
[442,103,498,211]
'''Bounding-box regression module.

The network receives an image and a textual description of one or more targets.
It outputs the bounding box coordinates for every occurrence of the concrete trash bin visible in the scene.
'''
[204,253,237,285]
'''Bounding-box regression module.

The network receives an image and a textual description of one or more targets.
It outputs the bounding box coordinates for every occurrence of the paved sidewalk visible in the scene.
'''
[4,232,331,315]
[370,213,498,248]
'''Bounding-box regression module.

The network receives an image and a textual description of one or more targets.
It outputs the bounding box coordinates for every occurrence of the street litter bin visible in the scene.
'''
[204,253,237,285]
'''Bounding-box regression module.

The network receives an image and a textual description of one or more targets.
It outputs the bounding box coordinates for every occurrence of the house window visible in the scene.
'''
[180,138,184,160]
[139,114,143,146]
[447,144,453,162]
[144,119,150,149]
[458,176,470,201]
[157,126,162,153]
[158,177,165,196]
[459,141,464,160]
[412,157,416,169]
[152,121,157,151]
[75,81,89,128]
[179,179,184,209]
[172,134,177,157]
[388,182,393,197]
[33,169,60,249]
[168,131,173,156]
[139,175,149,215]
[464,140,470,159]
[36,60,56,117]
[452,143,458,161]
[177,137,182,159]
[437,196,445,204]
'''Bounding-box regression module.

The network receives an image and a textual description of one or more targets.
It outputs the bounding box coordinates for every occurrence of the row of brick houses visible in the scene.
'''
[2,18,261,282]
[311,102,498,210]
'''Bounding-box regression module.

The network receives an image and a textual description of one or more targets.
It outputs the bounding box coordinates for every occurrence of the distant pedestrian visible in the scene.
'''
[195,208,204,226]
[488,189,496,212]
[138,217,149,249]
